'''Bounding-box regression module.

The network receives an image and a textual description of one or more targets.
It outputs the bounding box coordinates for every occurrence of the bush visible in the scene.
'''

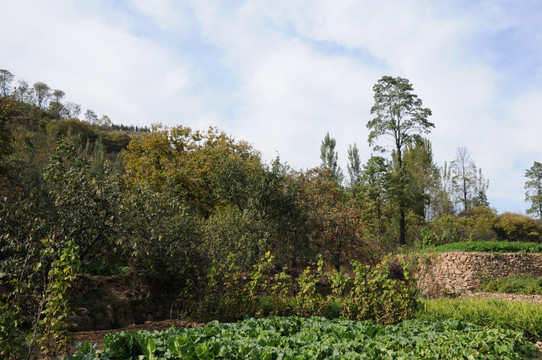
[493,212,542,242]
[432,241,542,253]
[340,258,418,324]
[423,207,499,247]
[424,214,471,245]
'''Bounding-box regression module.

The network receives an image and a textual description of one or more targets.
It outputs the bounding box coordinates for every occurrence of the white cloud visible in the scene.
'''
[1,0,541,213]
[0,0,203,128]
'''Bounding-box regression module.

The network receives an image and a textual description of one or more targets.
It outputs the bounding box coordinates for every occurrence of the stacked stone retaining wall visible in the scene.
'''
[414,252,542,298]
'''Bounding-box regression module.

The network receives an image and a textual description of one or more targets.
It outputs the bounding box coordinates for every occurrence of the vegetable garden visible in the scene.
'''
[63,317,538,359]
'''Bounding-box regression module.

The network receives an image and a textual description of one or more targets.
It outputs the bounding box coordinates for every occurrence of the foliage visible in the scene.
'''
[340,258,418,325]
[79,260,130,276]
[0,278,28,359]
[33,238,80,358]
[419,206,499,247]
[43,140,124,261]
[202,205,269,270]
[479,274,542,296]
[122,186,202,288]
[298,168,377,271]
[419,298,542,342]
[182,253,418,325]
[431,240,542,253]
[493,212,542,242]
[63,317,537,359]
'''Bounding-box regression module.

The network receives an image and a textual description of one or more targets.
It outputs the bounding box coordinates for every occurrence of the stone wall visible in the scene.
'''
[414,252,542,298]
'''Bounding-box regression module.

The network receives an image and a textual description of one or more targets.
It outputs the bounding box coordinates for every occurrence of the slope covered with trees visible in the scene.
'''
[1,69,541,357]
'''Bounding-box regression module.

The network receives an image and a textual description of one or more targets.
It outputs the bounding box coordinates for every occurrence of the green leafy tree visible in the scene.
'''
[367,75,433,245]
[525,161,542,220]
[320,132,343,185]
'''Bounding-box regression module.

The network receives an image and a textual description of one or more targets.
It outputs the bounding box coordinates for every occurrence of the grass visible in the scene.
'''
[418,297,542,342]
[419,241,542,254]
[479,274,542,296]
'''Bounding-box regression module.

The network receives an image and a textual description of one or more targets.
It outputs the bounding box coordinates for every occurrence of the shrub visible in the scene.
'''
[341,258,418,324]
[493,212,542,242]
[432,241,542,253]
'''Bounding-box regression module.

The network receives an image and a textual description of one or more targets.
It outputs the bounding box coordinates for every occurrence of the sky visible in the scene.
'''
[2,0,542,215]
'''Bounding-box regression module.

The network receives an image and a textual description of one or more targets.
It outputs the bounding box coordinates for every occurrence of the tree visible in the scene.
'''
[367,75,433,245]
[99,115,112,127]
[449,147,488,213]
[430,161,455,219]
[359,155,390,239]
[0,69,15,96]
[320,132,343,184]
[14,80,33,103]
[525,161,542,220]
[33,82,50,110]
[299,168,369,271]
[403,137,440,220]
[84,109,98,124]
[64,102,81,119]
[347,143,362,188]
[48,91,66,119]
[51,89,65,103]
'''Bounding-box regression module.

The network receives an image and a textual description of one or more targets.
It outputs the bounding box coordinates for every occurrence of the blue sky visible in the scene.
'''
[2,0,542,215]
